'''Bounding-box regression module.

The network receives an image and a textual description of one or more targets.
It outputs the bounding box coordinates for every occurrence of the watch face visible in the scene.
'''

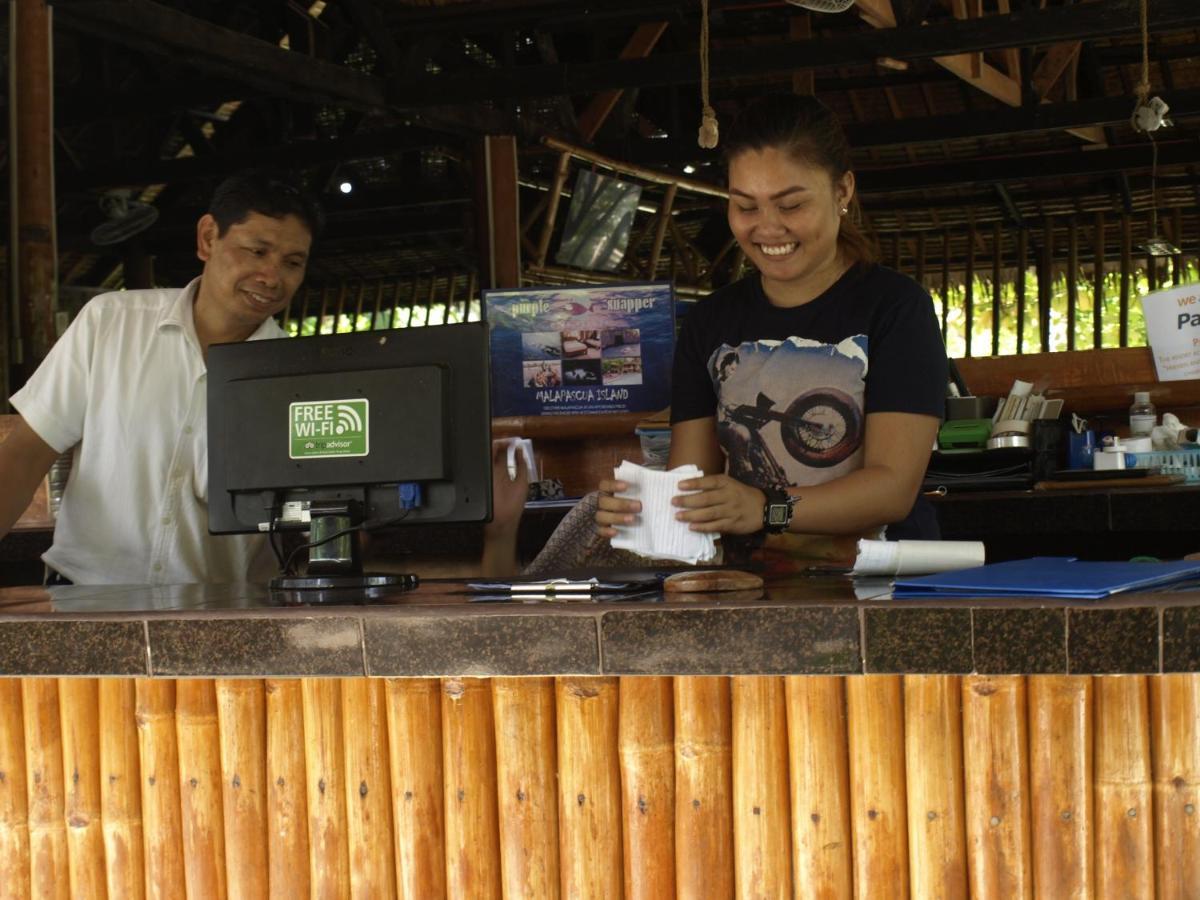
[766,505,789,527]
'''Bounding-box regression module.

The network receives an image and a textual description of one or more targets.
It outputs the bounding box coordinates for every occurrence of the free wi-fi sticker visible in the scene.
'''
[289,398,369,458]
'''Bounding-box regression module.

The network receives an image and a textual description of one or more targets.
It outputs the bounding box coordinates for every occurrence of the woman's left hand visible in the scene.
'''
[673,474,767,535]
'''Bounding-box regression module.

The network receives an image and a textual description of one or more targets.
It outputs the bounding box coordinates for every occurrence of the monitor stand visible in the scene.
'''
[268,505,419,594]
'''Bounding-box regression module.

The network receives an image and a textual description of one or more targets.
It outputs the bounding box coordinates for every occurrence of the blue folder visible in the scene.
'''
[892,556,1200,600]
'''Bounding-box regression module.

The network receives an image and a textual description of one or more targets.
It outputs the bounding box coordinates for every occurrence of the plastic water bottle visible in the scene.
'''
[1129,391,1157,437]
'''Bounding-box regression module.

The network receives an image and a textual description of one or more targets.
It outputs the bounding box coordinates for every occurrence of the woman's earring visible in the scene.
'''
[840,207,849,216]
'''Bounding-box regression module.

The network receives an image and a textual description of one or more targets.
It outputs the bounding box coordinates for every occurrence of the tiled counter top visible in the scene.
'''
[0,577,1196,677]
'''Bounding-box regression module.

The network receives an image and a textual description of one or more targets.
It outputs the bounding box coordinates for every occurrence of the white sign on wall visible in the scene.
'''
[1140,282,1200,382]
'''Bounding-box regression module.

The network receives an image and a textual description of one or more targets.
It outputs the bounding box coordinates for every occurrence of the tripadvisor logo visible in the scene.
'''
[289,399,369,459]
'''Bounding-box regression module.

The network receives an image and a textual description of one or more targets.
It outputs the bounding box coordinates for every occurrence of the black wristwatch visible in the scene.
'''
[762,487,797,534]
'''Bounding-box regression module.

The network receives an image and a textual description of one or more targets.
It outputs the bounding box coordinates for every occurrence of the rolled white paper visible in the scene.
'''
[853,539,985,577]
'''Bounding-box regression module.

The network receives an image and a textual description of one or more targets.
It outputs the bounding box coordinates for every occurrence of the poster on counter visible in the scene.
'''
[1140,282,1200,381]
[485,282,675,417]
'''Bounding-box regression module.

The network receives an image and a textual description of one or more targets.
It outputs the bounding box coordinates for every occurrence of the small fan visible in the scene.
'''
[785,0,857,11]
[90,190,159,246]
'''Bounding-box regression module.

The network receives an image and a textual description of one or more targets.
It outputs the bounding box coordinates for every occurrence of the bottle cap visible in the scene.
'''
[1133,391,1151,404]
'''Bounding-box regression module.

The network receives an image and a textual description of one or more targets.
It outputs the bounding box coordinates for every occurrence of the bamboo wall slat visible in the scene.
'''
[341,678,396,899]
[785,676,853,899]
[57,678,107,900]
[962,676,1032,900]
[23,678,69,900]
[903,675,967,900]
[215,680,268,900]
[98,680,143,900]
[1150,674,1200,899]
[384,678,446,900]
[134,679,185,900]
[492,677,559,899]
[264,679,309,900]
[3,673,1200,897]
[441,677,501,899]
[300,677,351,899]
[175,679,227,900]
[846,674,909,898]
[556,676,623,900]
[618,676,675,900]
[0,679,31,900]
[1028,676,1092,899]
[674,675,734,899]
[731,676,792,899]
[1094,676,1155,899]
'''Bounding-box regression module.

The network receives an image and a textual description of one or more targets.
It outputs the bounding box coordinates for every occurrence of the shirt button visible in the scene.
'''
[153,564,163,572]
[161,516,171,525]
[184,426,193,435]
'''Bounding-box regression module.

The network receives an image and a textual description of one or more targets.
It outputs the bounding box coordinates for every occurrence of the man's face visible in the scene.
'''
[195,211,312,329]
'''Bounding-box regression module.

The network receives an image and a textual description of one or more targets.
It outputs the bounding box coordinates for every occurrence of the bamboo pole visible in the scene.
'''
[543,136,729,199]
[23,678,68,900]
[674,676,734,900]
[1027,676,1092,899]
[215,680,268,900]
[731,677,791,900]
[646,184,678,279]
[903,675,967,900]
[98,680,144,900]
[0,679,31,900]
[535,151,572,268]
[175,679,227,900]
[384,679,445,900]
[492,677,559,899]
[785,676,852,899]
[1094,676,1155,899]
[1066,217,1079,351]
[57,678,107,900]
[846,675,909,899]
[1150,674,1200,899]
[441,678,501,899]
[135,680,186,900]
[961,676,1032,900]
[1093,212,1105,349]
[618,677,675,900]
[341,678,396,899]
[300,678,351,900]
[556,677,623,899]
[265,680,309,900]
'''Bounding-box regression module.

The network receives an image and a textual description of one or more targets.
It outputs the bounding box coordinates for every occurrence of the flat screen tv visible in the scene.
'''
[207,322,491,592]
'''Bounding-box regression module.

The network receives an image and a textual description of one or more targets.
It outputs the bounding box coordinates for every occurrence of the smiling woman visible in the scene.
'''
[592,95,949,566]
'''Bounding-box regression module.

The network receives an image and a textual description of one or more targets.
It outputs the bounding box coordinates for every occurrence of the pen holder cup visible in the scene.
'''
[1032,419,1066,481]
[1067,429,1096,470]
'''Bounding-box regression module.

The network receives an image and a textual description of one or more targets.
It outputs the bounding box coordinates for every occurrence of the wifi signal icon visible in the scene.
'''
[334,403,363,435]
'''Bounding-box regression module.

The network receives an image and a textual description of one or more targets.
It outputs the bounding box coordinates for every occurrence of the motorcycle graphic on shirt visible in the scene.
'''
[710,335,867,489]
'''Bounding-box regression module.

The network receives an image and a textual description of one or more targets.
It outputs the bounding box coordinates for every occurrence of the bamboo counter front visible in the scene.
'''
[0,579,1197,898]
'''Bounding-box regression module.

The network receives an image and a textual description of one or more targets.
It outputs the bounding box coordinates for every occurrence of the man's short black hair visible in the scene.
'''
[208,170,325,240]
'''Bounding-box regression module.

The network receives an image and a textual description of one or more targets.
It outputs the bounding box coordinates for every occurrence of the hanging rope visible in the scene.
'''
[698,0,719,149]
[1134,0,1151,109]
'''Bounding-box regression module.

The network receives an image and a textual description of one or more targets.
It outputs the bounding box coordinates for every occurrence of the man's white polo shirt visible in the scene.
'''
[10,278,285,584]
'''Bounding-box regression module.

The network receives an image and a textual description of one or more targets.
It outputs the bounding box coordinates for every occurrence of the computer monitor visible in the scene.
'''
[207,321,492,591]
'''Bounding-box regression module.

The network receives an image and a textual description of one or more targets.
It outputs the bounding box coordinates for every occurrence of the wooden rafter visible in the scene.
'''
[856,0,1102,143]
[577,22,669,143]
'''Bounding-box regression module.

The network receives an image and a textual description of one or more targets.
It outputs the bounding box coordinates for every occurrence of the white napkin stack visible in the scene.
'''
[609,461,717,564]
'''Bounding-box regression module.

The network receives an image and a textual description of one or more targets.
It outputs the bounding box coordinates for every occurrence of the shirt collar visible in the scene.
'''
[159,276,285,344]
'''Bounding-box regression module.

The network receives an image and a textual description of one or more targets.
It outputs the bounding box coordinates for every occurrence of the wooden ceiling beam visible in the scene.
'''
[859,138,1200,193]
[576,21,670,143]
[385,0,1200,107]
[54,0,387,110]
[612,87,1200,163]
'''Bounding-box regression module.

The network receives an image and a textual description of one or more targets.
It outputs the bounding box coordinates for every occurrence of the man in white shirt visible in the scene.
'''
[0,171,323,584]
